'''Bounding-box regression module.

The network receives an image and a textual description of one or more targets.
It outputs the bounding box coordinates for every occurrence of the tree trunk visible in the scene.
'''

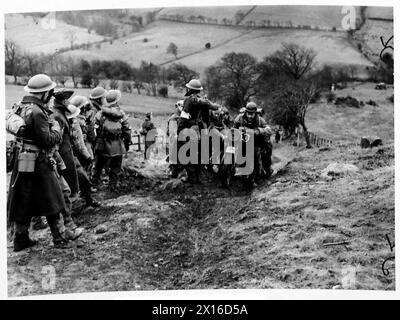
[301,122,312,148]
[13,74,17,84]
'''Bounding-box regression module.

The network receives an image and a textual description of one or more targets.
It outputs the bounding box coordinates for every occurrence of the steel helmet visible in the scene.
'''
[185,79,203,91]
[24,74,56,93]
[66,104,81,119]
[70,95,89,109]
[90,87,107,99]
[105,89,122,105]
[245,102,257,113]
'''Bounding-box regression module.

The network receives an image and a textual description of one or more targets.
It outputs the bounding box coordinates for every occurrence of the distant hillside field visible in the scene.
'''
[241,5,362,30]
[365,7,393,20]
[5,13,104,54]
[62,20,373,76]
[158,5,252,22]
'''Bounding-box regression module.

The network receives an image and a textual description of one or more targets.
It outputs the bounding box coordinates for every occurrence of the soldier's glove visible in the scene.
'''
[254,128,261,136]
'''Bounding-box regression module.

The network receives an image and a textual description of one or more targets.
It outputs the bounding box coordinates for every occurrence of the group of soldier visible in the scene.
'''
[166,79,273,185]
[6,74,273,253]
[7,74,131,252]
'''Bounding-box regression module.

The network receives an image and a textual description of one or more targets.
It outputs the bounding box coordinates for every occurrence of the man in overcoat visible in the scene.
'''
[7,74,82,251]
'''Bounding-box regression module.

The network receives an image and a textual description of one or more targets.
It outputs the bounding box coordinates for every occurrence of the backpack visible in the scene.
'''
[6,103,25,136]
[5,103,26,172]
[101,116,123,138]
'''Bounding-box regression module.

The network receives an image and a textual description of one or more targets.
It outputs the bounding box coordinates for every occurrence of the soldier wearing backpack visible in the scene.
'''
[85,87,107,153]
[92,90,132,191]
[7,74,82,251]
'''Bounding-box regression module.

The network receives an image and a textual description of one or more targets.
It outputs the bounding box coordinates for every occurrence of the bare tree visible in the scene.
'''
[269,43,316,80]
[65,56,80,88]
[206,52,259,109]
[66,30,77,50]
[5,39,24,84]
[271,82,318,148]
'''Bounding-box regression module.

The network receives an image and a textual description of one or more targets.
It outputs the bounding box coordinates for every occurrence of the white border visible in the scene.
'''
[1,0,398,300]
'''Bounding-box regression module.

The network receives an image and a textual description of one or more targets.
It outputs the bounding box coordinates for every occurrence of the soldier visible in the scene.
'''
[92,90,132,191]
[234,102,274,184]
[177,79,221,183]
[52,89,80,231]
[167,100,183,178]
[140,112,156,160]
[7,74,82,251]
[69,95,94,167]
[85,87,107,153]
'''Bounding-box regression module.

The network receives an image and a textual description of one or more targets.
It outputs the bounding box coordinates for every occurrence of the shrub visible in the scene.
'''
[158,85,168,98]
[205,42,211,49]
[326,92,336,103]
[366,99,378,106]
[143,38,148,43]
[388,94,394,103]
[335,95,360,108]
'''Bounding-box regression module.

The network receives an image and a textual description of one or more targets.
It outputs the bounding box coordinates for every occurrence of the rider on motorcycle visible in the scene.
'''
[233,102,273,184]
[177,79,221,184]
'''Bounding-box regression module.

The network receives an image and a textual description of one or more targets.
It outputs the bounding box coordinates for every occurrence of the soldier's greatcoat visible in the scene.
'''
[7,96,66,223]
[52,100,80,195]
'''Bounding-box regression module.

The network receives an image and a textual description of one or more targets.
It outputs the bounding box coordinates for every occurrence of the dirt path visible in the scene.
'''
[7,142,394,296]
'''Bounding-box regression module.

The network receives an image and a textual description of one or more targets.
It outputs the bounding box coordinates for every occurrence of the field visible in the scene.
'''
[4,84,176,117]
[306,82,394,143]
[6,82,395,295]
[241,5,362,30]
[62,19,373,76]
[158,5,251,22]
[5,13,104,54]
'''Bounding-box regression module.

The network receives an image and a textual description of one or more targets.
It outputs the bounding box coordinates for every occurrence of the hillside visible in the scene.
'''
[307,83,394,143]
[5,6,386,77]
[61,19,373,76]
[4,13,104,54]
[241,5,362,30]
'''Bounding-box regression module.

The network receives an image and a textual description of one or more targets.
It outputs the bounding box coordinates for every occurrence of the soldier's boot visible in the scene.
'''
[47,214,83,248]
[83,193,100,207]
[61,209,77,231]
[13,223,37,252]
[31,216,48,230]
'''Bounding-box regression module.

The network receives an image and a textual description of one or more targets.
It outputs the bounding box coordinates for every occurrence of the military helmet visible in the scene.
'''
[66,104,81,119]
[185,79,203,91]
[24,74,56,93]
[245,102,257,113]
[70,95,89,109]
[90,87,107,99]
[105,89,122,105]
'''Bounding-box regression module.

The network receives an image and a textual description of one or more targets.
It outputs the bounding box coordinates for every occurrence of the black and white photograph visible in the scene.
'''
[2,0,396,298]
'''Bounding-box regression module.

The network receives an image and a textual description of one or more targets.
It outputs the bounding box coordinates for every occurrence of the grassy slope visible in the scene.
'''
[62,20,373,75]
[5,13,103,54]
[241,5,361,29]
[306,83,394,143]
